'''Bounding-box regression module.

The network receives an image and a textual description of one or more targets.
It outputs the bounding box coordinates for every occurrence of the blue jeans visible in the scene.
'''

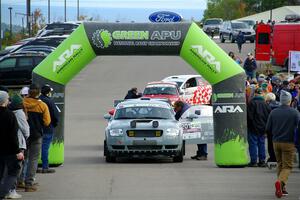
[248,131,266,163]
[197,144,208,157]
[41,127,54,169]
[246,71,255,79]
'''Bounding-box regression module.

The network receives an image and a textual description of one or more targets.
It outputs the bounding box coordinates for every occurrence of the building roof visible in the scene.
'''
[236,6,300,22]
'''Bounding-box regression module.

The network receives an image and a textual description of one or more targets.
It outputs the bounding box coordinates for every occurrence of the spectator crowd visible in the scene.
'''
[230,50,300,198]
[0,84,59,199]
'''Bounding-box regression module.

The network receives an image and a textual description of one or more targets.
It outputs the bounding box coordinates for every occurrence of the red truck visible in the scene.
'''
[255,22,300,68]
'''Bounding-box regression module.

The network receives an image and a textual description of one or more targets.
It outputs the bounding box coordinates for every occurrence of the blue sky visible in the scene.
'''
[2,0,206,9]
[1,0,207,25]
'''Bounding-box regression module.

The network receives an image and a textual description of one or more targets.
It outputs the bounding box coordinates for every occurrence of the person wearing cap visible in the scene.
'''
[6,94,30,199]
[0,91,25,199]
[38,84,59,174]
[22,84,51,192]
[266,90,299,198]
[247,88,271,167]
[20,86,29,98]
[243,53,257,79]
[124,87,142,99]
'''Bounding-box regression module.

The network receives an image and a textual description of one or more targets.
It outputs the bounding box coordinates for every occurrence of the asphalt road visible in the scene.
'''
[22,40,300,200]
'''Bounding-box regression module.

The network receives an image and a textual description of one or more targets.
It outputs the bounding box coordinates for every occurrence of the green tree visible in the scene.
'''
[203,0,246,20]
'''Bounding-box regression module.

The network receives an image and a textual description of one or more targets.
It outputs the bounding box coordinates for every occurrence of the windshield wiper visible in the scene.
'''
[115,117,136,120]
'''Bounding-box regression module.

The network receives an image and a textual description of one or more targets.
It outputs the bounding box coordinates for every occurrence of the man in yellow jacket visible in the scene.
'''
[22,84,50,192]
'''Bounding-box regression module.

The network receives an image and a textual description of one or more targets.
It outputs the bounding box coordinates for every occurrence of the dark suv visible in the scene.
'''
[0,52,47,86]
[219,21,256,43]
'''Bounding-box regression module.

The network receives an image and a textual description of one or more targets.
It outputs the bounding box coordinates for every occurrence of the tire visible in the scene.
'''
[104,141,116,163]
[250,40,254,43]
[173,148,183,163]
[105,152,116,163]
[220,34,225,43]
[104,140,107,156]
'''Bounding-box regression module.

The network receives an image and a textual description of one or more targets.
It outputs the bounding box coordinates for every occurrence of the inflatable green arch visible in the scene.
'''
[33,22,249,167]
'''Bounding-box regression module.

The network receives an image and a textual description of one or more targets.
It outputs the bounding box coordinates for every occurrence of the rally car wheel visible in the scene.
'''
[105,153,116,163]
[104,141,116,163]
[173,148,183,163]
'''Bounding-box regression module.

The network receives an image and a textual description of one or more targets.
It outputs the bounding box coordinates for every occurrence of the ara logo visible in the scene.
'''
[191,45,221,73]
[92,29,112,49]
[214,105,243,113]
[53,44,82,73]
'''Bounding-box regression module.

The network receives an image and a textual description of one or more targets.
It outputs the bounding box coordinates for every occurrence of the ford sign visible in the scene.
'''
[149,11,182,23]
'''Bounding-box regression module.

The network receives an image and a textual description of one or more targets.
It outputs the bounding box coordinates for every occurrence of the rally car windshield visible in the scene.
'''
[144,86,178,95]
[114,106,174,120]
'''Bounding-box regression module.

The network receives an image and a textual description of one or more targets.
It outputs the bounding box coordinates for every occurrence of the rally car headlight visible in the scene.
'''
[166,128,180,136]
[109,129,123,136]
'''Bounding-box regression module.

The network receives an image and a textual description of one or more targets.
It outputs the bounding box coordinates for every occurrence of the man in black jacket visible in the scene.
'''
[124,88,142,99]
[39,84,59,173]
[247,88,271,167]
[0,91,24,199]
[243,53,257,79]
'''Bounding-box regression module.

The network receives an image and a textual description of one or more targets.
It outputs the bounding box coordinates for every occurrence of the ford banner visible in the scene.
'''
[149,11,182,23]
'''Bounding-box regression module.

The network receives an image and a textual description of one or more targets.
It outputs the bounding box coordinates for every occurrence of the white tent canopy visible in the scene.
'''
[236,6,300,22]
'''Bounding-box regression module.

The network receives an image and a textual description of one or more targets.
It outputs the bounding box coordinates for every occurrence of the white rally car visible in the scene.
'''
[162,75,212,105]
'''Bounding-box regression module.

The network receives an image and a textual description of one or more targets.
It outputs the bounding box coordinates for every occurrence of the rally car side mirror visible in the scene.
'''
[186,113,199,120]
[104,114,112,120]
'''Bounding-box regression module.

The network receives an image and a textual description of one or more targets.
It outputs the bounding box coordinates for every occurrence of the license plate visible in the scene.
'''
[133,140,157,145]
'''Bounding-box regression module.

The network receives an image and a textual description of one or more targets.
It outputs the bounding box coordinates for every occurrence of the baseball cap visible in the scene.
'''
[20,86,29,96]
[41,84,53,95]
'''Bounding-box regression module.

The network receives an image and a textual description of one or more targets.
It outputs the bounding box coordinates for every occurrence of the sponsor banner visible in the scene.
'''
[83,22,190,55]
[180,23,244,85]
[33,24,96,85]
[212,73,248,166]
[213,103,244,114]
[289,51,300,72]
[212,92,245,103]
[149,11,182,23]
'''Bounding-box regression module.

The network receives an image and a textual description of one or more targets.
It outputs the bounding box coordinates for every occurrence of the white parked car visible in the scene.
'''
[162,75,212,105]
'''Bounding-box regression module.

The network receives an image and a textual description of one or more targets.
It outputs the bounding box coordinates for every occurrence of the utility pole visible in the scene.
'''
[16,13,27,35]
[26,0,31,36]
[48,0,50,24]
[270,0,273,21]
[77,0,79,21]
[8,7,12,39]
[64,0,67,22]
[0,0,2,50]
